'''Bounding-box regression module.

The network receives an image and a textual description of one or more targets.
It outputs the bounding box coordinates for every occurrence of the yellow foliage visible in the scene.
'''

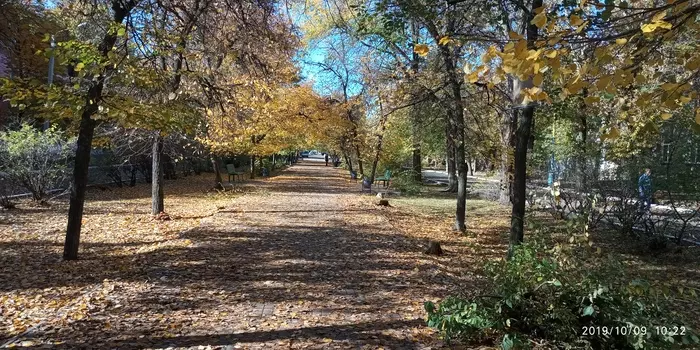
[414,44,429,57]
[570,15,584,26]
[531,12,547,29]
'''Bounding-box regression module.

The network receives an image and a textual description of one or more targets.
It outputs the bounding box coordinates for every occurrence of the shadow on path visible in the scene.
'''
[7,161,462,349]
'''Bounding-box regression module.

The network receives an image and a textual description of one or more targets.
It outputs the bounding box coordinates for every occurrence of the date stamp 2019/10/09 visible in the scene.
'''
[582,325,687,337]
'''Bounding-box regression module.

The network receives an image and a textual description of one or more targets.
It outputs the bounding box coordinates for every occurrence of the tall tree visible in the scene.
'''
[64,0,139,260]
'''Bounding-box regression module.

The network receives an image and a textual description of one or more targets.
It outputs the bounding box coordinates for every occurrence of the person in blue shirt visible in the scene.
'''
[638,168,652,212]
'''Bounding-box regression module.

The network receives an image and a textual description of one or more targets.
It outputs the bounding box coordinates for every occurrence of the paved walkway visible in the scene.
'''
[20,161,457,349]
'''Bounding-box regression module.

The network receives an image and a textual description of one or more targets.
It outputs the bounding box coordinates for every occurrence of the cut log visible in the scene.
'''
[425,240,443,255]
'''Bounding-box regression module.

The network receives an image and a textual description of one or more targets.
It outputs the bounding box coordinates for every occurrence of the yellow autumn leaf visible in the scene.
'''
[584,96,600,105]
[685,58,700,71]
[641,23,658,33]
[570,15,584,26]
[615,38,628,45]
[635,74,647,84]
[533,73,543,86]
[514,40,528,59]
[596,75,613,90]
[467,71,480,83]
[661,82,678,91]
[527,49,542,60]
[414,44,429,57]
[438,36,452,45]
[508,31,523,40]
[641,19,672,33]
[661,113,673,120]
[656,21,672,29]
[652,10,667,22]
[531,12,547,29]
[545,50,558,58]
[679,96,691,104]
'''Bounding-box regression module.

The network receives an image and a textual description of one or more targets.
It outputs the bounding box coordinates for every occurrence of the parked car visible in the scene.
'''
[300,151,310,158]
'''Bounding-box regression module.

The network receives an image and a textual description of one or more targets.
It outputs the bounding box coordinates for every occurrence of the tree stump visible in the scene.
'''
[376,199,390,206]
[425,240,443,255]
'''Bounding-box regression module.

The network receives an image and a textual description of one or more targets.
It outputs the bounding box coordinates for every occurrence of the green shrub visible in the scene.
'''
[0,124,74,201]
[426,229,699,349]
[0,171,13,208]
[391,170,421,195]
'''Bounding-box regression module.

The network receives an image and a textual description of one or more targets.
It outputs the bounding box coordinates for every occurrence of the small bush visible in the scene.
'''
[0,171,14,209]
[391,170,422,195]
[0,124,74,201]
[425,228,699,349]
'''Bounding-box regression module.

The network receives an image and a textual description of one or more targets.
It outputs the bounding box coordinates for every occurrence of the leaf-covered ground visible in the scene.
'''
[4,163,697,349]
[1,162,507,349]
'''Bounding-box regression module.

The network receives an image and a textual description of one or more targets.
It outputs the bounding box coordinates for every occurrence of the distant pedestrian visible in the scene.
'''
[325,153,329,166]
[638,168,652,212]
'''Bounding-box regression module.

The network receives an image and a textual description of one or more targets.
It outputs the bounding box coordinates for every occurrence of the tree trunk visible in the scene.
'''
[63,110,96,260]
[211,156,223,187]
[411,114,422,183]
[500,99,516,205]
[343,152,354,174]
[151,133,164,215]
[63,0,135,261]
[508,0,542,258]
[412,143,422,182]
[509,105,534,257]
[355,146,364,177]
[578,113,589,190]
[130,165,137,186]
[369,96,390,184]
[250,155,256,179]
[436,41,467,232]
[409,21,422,183]
[445,120,457,192]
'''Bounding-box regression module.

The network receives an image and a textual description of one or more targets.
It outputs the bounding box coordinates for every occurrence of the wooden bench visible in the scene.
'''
[375,169,392,187]
[226,164,246,182]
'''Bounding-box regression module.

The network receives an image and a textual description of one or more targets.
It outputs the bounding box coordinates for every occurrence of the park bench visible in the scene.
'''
[226,164,246,182]
[375,169,392,187]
